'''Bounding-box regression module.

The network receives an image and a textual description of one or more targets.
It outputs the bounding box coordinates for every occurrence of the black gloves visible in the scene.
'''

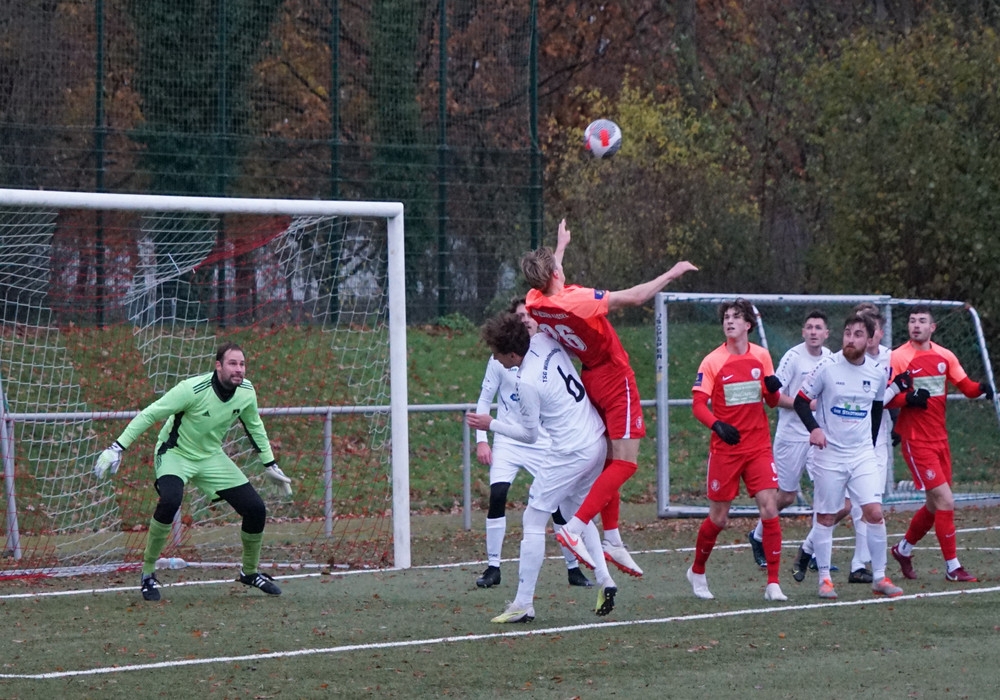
[763,375,782,394]
[905,388,930,409]
[892,371,912,393]
[981,381,995,401]
[712,420,741,445]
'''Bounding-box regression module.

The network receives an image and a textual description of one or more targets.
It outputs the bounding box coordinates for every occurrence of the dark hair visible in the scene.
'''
[909,304,934,321]
[719,298,756,334]
[804,309,828,325]
[481,313,530,357]
[506,296,527,314]
[844,313,875,338]
[215,342,244,363]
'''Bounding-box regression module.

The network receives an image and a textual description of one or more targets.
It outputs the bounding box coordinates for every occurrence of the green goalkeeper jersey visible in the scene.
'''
[116,371,275,464]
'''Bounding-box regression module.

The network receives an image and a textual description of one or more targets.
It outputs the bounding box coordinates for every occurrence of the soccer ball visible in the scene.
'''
[584,119,622,159]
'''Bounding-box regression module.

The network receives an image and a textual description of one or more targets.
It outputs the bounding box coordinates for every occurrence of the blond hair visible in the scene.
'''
[520,247,557,291]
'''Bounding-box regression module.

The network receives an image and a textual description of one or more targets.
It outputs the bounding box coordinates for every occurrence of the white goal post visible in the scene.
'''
[0,188,411,573]
[653,292,1000,518]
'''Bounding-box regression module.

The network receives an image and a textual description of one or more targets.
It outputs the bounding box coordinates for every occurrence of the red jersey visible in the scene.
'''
[525,285,631,372]
[693,343,775,454]
[890,340,970,443]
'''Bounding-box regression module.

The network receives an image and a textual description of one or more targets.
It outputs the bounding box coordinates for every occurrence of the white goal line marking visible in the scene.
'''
[3,584,999,680]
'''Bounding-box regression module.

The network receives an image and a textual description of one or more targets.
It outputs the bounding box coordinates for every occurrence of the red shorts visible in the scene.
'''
[581,364,645,440]
[706,449,778,502]
[900,439,952,491]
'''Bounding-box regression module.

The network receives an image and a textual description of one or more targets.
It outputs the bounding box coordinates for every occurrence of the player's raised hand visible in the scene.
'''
[557,218,571,249]
[711,420,741,445]
[93,442,123,479]
[264,464,293,497]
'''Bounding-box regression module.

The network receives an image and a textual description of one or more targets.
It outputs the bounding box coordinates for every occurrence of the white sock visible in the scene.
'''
[566,516,586,535]
[581,520,615,589]
[812,522,835,582]
[513,507,550,608]
[485,516,506,568]
[946,558,961,573]
[897,538,914,557]
[603,527,623,548]
[752,518,764,542]
[851,504,870,571]
[560,542,578,568]
[513,530,544,608]
[866,519,887,580]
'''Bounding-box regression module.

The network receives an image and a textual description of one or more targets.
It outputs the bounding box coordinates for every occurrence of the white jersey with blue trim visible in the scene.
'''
[799,351,886,454]
[773,342,833,442]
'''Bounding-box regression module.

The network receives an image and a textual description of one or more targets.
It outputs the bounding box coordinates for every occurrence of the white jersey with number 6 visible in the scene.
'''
[489,334,606,454]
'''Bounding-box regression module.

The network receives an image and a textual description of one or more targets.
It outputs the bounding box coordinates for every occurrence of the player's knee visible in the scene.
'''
[487,482,511,519]
[152,475,184,524]
[218,483,267,534]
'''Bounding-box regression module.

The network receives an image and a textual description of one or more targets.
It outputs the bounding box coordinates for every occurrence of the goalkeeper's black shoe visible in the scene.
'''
[238,569,282,595]
[141,573,162,602]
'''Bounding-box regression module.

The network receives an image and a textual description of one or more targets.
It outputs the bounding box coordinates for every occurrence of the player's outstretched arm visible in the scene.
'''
[606,261,699,311]
[553,218,571,268]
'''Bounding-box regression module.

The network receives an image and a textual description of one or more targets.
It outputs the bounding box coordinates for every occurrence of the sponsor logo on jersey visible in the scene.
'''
[530,309,568,320]
[831,405,867,419]
[724,380,763,406]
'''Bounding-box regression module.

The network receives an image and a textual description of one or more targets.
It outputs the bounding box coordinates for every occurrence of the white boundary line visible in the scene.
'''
[3,584,1000,680]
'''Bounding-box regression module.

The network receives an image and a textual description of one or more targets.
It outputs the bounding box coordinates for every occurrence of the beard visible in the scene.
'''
[842,344,864,362]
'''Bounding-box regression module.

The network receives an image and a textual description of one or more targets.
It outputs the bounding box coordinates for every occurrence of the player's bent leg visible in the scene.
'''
[218,483,280,596]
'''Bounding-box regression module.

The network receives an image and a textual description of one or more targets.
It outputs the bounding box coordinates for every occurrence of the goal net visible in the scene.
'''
[653,292,1000,517]
[0,188,410,577]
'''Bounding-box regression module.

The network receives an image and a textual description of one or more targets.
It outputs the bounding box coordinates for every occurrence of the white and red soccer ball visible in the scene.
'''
[584,119,622,159]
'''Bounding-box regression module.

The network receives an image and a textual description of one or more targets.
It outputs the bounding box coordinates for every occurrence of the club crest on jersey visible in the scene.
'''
[925,468,937,480]
[751,368,761,379]
[863,380,871,392]
[709,478,721,493]
[937,362,946,373]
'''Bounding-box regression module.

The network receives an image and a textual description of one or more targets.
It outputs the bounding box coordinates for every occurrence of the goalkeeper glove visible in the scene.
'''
[711,420,741,446]
[94,442,124,479]
[763,375,782,394]
[263,464,293,497]
[891,430,902,447]
[905,388,930,409]
[892,371,913,393]
[981,381,995,401]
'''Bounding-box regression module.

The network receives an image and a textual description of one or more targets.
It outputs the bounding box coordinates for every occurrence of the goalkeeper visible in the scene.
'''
[93,342,292,602]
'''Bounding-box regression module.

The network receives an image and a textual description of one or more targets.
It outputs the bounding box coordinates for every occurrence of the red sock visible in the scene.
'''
[905,505,936,546]
[934,509,957,560]
[693,518,724,574]
[575,460,637,524]
[761,516,782,585]
[600,491,621,532]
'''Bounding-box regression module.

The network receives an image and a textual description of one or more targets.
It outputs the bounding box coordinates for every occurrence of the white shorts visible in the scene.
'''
[489,442,546,485]
[810,448,883,514]
[772,438,813,493]
[526,439,607,514]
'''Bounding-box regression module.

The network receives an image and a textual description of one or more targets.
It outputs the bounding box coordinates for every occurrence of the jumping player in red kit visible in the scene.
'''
[520,219,697,578]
